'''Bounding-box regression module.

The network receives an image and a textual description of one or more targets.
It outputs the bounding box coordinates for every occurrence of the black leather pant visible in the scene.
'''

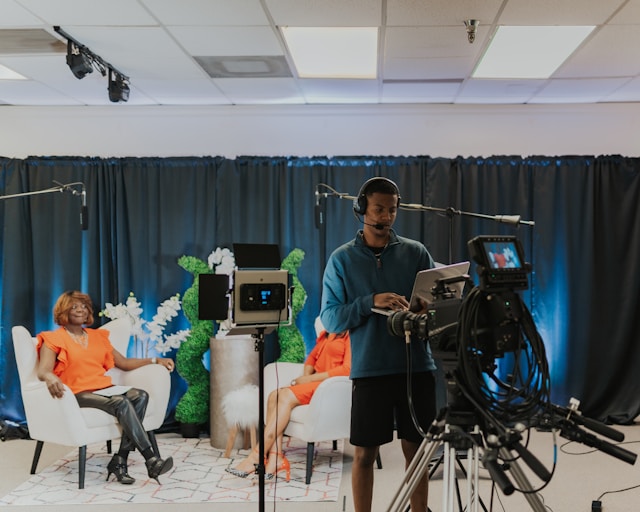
[75,388,151,455]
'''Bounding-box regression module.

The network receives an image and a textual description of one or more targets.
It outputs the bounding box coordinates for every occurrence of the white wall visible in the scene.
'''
[1,102,638,159]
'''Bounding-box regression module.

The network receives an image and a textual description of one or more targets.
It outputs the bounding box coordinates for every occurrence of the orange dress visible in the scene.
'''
[290,330,351,405]
[36,327,115,394]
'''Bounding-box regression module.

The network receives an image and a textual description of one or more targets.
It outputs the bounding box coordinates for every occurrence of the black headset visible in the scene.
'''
[352,177,401,215]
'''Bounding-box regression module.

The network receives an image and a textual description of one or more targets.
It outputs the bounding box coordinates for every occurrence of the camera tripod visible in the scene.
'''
[386,405,547,512]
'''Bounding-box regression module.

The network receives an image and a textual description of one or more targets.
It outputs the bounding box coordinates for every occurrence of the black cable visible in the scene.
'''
[455,287,551,426]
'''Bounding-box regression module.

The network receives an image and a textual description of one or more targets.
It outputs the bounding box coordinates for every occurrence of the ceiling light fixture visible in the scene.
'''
[54,25,130,102]
[473,25,595,79]
[108,68,130,103]
[65,40,93,79]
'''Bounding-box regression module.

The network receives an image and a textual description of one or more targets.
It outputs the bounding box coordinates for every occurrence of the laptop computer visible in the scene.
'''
[371,261,471,316]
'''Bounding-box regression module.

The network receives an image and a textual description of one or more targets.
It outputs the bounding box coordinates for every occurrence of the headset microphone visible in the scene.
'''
[361,219,387,230]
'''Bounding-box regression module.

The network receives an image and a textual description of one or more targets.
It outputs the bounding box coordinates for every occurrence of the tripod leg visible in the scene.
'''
[442,442,457,512]
[386,437,441,512]
[498,448,546,512]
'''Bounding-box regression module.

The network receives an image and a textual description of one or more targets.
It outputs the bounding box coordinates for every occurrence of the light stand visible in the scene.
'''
[253,326,268,512]
[226,324,272,512]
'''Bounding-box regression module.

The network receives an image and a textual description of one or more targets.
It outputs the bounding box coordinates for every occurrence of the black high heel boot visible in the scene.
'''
[145,455,174,483]
[106,454,135,485]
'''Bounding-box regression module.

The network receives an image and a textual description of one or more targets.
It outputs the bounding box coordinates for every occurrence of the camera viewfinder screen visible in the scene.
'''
[483,241,522,269]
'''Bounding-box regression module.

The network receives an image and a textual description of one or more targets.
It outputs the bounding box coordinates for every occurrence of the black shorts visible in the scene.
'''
[350,372,436,447]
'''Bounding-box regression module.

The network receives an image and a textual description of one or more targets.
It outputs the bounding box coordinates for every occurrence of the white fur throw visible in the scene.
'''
[221,384,259,428]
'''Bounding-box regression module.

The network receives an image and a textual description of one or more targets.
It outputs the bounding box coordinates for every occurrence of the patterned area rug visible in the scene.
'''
[0,434,343,505]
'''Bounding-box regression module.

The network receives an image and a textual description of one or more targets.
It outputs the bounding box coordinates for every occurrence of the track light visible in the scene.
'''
[108,68,130,103]
[54,26,131,102]
[66,40,93,79]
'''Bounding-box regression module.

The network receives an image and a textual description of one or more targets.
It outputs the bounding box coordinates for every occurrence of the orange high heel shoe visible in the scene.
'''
[265,452,290,482]
[226,453,268,478]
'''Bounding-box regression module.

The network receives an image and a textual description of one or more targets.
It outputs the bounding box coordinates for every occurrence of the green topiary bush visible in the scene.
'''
[175,255,213,426]
[277,248,307,362]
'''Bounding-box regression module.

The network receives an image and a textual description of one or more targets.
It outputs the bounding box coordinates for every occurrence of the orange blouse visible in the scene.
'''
[290,330,351,405]
[36,327,115,394]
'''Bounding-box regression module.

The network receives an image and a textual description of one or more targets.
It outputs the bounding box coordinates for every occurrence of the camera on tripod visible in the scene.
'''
[387,273,470,352]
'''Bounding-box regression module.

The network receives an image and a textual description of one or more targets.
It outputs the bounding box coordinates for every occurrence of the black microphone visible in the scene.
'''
[315,185,323,229]
[80,185,88,230]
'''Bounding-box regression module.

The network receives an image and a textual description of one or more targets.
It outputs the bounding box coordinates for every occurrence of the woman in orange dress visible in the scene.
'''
[37,291,175,485]
[226,328,351,480]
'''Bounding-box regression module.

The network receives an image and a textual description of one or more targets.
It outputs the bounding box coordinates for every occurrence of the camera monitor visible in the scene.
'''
[468,235,529,290]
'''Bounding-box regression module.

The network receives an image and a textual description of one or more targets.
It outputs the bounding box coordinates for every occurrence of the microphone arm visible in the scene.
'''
[0,180,84,200]
[316,183,535,227]
[400,203,535,227]
[1,180,87,230]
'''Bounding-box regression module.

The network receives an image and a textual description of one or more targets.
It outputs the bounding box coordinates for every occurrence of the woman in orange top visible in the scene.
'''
[226,327,351,480]
[37,291,174,485]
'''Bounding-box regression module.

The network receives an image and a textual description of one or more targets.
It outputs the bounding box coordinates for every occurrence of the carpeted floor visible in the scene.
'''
[0,434,343,506]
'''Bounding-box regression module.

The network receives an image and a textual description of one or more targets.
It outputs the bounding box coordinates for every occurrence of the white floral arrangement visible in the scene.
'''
[100,292,190,356]
[208,247,235,275]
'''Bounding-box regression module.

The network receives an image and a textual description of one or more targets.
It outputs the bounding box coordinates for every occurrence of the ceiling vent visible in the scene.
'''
[194,56,292,78]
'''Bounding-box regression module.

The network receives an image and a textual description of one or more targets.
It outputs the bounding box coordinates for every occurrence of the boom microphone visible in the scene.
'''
[80,185,88,230]
[315,185,323,229]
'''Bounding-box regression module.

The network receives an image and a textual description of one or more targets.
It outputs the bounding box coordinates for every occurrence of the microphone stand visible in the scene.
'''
[315,183,535,264]
[0,181,86,230]
[0,181,84,201]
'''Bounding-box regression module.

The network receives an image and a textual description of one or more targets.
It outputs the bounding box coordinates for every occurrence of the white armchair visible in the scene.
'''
[263,361,351,484]
[11,318,171,489]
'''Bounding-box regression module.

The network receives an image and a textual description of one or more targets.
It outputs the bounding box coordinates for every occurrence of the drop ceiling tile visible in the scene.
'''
[213,77,303,104]
[610,0,640,24]
[498,0,625,25]
[0,0,46,26]
[0,79,82,105]
[131,78,230,105]
[556,25,640,78]
[168,26,283,56]
[16,0,157,26]
[531,77,630,103]
[265,0,381,26]
[140,0,270,26]
[602,76,640,102]
[298,78,379,104]
[387,0,502,26]
[458,79,543,103]
[382,81,459,103]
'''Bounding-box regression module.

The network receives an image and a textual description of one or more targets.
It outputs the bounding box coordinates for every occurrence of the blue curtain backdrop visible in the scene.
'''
[1,154,640,427]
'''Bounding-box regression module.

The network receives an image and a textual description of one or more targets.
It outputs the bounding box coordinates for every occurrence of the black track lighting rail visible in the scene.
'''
[53,25,129,81]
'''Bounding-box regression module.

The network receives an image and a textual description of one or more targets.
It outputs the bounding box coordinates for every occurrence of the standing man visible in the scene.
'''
[320,176,437,512]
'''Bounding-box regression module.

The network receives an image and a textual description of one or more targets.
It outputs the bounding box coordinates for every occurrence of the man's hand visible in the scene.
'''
[374,292,409,311]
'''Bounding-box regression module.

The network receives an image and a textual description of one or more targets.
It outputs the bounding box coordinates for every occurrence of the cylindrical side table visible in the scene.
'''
[209,333,259,449]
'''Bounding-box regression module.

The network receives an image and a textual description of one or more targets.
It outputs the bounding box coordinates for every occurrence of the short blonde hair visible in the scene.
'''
[53,291,94,326]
